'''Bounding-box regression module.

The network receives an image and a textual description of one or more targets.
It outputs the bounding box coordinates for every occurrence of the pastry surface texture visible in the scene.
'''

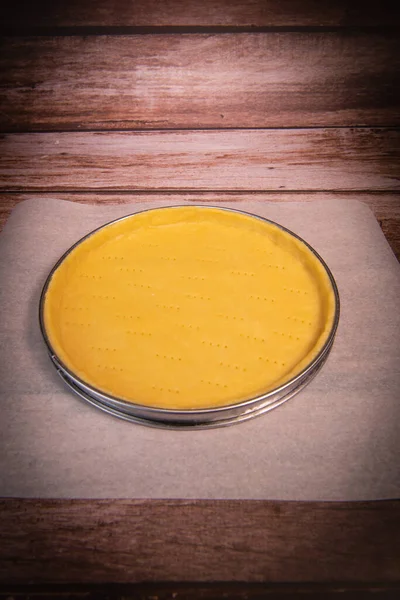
[43,207,336,409]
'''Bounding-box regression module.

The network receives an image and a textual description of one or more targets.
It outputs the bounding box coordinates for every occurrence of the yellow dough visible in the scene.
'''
[43,206,337,409]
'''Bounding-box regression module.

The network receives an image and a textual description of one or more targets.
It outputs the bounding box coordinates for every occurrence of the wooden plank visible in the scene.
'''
[379,217,400,261]
[1,0,399,28]
[1,192,399,261]
[1,129,399,192]
[1,583,400,599]
[1,34,399,131]
[0,499,399,584]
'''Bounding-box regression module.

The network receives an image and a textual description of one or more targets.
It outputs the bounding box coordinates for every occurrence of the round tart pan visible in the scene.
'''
[39,206,340,428]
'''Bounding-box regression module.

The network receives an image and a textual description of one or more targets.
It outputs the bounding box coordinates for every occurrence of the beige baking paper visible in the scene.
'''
[0,198,399,500]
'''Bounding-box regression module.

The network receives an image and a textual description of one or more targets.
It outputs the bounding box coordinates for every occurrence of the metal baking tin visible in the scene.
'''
[39,206,340,429]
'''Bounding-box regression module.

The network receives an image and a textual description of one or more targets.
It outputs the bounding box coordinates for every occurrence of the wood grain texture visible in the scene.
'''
[1,129,399,192]
[1,584,400,600]
[1,33,399,131]
[0,499,399,584]
[1,0,400,28]
[1,192,399,261]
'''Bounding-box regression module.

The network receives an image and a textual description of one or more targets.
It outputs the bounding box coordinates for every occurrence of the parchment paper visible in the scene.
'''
[0,198,399,500]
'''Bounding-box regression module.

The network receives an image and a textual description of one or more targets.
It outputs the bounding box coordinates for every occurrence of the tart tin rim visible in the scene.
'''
[39,205,340,420]
[55,356,326,430]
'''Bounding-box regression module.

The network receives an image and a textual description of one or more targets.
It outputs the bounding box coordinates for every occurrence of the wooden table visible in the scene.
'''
[1,2,399,597]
